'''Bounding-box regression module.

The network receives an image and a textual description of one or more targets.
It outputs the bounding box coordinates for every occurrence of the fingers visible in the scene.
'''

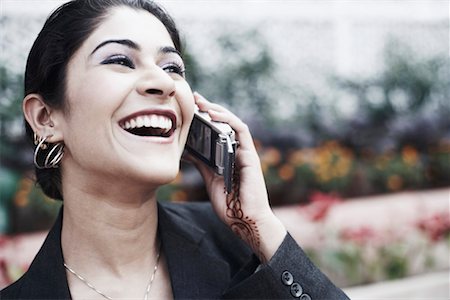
[194,92,255,152]
[194,92,226,112]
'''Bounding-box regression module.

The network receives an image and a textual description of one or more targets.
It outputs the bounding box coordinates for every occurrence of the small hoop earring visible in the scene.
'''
[34,132,48,150]
[34,134,65,169]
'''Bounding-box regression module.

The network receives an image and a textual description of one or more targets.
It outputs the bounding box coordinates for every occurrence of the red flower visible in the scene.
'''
[0,236,8,247]
[416,212,450,242]
[302,191,342,222]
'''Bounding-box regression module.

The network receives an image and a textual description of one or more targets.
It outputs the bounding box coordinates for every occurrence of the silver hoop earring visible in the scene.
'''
[34,134,65,169]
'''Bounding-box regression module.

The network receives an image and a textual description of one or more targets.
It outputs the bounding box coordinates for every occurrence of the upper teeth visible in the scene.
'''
[122,115,172,132]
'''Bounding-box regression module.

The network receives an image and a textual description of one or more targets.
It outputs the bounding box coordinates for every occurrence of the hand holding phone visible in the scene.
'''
[189,93,287,264]
[186,106,237,193]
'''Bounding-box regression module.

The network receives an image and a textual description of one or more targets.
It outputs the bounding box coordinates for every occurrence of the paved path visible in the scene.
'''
[343,270,449,299]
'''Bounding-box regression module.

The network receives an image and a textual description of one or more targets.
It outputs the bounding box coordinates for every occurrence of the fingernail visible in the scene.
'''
[194,91,202,97]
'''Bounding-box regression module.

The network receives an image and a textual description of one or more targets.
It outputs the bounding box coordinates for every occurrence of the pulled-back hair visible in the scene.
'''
[24,0,182,200]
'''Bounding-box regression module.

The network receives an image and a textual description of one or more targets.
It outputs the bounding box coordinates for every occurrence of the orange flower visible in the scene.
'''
[387,175,403,191]
[287,150,305,166]
[278,164,295,181]
[375,152,394,170]
[310,141,353,183]
[401,145,419,166]
[14,177,34,207]
[261,147,282,166]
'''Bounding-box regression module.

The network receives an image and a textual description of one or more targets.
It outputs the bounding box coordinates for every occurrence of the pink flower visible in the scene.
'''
[416,212,450,242]
[301,191,342,222]
[0,236,8,247]
[340,226,377,245]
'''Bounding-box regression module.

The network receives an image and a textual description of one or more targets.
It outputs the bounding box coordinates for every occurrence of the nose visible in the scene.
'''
[136,67,176,99]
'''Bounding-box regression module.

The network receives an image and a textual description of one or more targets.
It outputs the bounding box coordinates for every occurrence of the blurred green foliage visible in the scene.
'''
[184,28,278,124]
[0,67,26,168]
[0,28,449,233]
[177,35,450,205]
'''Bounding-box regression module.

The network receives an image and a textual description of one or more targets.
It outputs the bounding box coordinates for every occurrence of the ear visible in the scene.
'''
[23,93,64,143]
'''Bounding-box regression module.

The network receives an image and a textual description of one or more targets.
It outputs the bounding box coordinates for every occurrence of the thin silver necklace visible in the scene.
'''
[64,242,161,300]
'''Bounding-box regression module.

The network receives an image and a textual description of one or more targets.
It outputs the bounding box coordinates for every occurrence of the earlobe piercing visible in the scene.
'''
[33,133,65,169]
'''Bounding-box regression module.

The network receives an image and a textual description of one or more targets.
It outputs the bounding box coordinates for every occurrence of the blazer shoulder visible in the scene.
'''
[158,201,254,268]
[159,201,227,232]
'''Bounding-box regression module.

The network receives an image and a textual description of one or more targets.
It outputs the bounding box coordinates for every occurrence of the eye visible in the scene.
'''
[161,62,185,77]
[101,54,135,69]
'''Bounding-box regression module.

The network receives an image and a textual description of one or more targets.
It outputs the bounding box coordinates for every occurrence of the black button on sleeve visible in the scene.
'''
[281,271,294,286]
[300,293,312,300]
[290,282,303,298]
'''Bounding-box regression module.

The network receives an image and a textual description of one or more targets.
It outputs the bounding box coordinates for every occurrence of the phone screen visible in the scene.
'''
[187,116,212,161]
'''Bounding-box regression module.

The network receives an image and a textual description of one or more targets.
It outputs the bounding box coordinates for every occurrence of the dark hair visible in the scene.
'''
[25,0,182,200]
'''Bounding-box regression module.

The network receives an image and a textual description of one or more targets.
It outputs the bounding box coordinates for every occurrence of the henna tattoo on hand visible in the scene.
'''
[226,169,267,263]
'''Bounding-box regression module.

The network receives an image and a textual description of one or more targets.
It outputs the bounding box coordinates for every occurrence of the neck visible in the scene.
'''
[61,184,159,276]
[57,164,174,299]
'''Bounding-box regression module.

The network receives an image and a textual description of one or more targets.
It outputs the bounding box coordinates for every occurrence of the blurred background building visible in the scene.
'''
[1,0,449,296]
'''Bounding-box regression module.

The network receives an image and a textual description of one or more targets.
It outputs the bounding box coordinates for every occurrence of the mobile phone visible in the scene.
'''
[186,107,237,194]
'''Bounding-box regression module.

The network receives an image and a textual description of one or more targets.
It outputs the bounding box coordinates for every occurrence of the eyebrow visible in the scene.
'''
[91,39,182,58]
[160,46,183,58]
[91,39,140,55]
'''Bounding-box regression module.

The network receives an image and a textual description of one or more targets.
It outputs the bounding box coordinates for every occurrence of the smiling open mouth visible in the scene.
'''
[119,111,176,138]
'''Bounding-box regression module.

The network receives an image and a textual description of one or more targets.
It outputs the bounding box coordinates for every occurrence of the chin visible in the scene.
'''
[153,171,179,186]
[141,161,180,186]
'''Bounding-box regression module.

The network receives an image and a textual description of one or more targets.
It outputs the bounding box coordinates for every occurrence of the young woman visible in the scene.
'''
[1,1,349,299]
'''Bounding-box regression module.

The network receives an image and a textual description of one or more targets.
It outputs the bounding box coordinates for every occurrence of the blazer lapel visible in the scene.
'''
[13,204,232,299]
[158,203,231,299]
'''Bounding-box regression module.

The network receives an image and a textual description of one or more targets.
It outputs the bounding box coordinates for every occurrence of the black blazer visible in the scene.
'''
[1,202,349,299]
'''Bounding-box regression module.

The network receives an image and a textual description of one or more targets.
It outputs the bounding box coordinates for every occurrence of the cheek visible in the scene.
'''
[67,73,124,108]
[62,76,120,147]
[63,73,133,143]
[178,83,195,125]
[175,84,194,149]
[66,57,132,110]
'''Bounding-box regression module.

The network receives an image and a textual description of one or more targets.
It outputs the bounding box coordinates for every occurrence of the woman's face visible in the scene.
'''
[55,6,195,189]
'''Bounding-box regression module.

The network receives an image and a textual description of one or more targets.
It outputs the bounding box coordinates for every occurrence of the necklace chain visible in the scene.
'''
[64,242,161,300]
